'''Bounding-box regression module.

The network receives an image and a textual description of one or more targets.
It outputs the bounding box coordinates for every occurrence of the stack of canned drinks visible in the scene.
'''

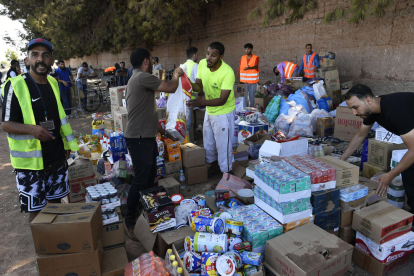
[283,155,336,184]
[86,183,119,220]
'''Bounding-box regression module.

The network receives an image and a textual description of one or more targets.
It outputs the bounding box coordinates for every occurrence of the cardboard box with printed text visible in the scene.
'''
[334,107,363,141]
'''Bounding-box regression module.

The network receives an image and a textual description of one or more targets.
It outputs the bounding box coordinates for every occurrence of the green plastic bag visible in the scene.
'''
[264,95,282,123]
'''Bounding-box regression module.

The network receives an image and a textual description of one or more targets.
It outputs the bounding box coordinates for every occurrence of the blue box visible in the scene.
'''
[238,121,269,144]
[110,150,127,163]
[311,188,340,214]
[314,207,340,230]
[109,135,127,152]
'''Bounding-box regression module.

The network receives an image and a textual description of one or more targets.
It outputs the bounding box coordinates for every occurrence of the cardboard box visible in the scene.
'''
[232,160,252,180]
[339,196,367,212]
[339,226,356,243]
[355,231,414,264]
[194,109,206,127]
[265,223,353,276]
[153,69,165,80]
[68,158,95,183]
[134,214,194,257]
[233,144,250,162]
[113,109,128,133]
[367,139,407,171]
[334,107,364,141]
[102,217,125,250]
[254,95,274,110]
[243,133,272,146]
[352,201,413,244]
[259,138,308,158]
[317,156,359,188]
[158,177,180,196]
[140,186,176,233]
[185,164,208,185]
[104,119,114,130]
[68,177,98,203]
[37,242,103,276]
[316,68,340,94]
[363,162,387,178]
[340,210,354,228]
[376,126,404,144]
[314,207,340,231]
[102,247,129,276]
[316,117,334,137]
[164,159,183,175]
[157,107,166,120]
[358,177,387,205]
[282,215,315,232]
[110,86,126,106]
[181,143,206,168]
[352,247,411,276]
[331,90,342,107]
[311,188,340,214]
[238,121,269,144]
[31,202,102,254]
[111,105,127,114]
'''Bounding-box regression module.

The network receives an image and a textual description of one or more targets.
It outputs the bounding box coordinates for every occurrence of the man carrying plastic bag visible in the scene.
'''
[187,42,236,174]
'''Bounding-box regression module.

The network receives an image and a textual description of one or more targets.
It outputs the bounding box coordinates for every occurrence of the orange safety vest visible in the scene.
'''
[303,52,317,78]
[283,61,298,79]
[240,55,259,84]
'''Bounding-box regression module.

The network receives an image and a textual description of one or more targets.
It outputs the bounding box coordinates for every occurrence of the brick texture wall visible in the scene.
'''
[66,0,414,94]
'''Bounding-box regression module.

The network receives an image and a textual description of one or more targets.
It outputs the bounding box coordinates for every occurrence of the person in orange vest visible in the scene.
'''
[236,43,260,107]
[273,61,299,83]
[298,44,320,81]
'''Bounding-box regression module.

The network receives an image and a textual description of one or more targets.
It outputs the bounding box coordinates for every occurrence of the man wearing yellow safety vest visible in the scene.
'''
[298,44,320,82]
[1,38,79,221]
[236,43,260,107]
[183,47,199,136]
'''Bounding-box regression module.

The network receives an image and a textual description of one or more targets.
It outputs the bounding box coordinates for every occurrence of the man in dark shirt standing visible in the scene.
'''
[123,48,183,239]
[341,85,414,217]
[115,61,128,86]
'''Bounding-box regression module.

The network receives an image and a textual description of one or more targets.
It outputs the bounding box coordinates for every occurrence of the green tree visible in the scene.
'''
[5,48,18,61]
[0,0,218,60]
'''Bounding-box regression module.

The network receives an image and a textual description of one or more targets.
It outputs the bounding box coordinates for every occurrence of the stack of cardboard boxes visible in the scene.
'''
[181,143,208,185]
[110,86,128,133]
[164,139,183,177]
[316,51,341,107]
[64,158,97,203]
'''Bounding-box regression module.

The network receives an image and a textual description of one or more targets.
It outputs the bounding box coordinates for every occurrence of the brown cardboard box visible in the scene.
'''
[254,95,274,110]
[316,117,334,137]
[164,159,183,175]
[232,160,253,181]
[358,177,387,205]
[367,139,407,171]
[104,119,115,131]
[68,177,98,203]
[317,156,359,188]
[352,201,413,244]
[339,196,367,213]
[134,214,194,257]
[109,86,126,106]
[352,247,411,276]
[233,144,250,162]
[158,177,180,196]
[316,68,340,94]
[153,69,165,80]
[102,246,129,276]
[31,202,102,254]
[102,217,125,250]
[340,211,354,228]
[181,143,206,168]
[243,133,272,146]
[111,105,127,114]
[331,90,342,106]
[339,226,356,243]
[113,109,128,133]
[68,158,95,183]
[334,107,364,141]
[363,162,386,178]
[37,241,103,276]
[185,165,208,185]
[265,223,353,276]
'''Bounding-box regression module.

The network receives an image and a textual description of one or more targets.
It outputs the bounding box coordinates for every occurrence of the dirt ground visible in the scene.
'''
[0,104,413,276]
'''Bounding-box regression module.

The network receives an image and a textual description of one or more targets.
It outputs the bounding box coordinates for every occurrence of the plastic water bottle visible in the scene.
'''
[179,170,186,190]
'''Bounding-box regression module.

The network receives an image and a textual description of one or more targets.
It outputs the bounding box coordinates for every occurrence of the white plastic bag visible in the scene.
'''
[313,81,327,101]
[165,70,193,143]
[274,114,293,135]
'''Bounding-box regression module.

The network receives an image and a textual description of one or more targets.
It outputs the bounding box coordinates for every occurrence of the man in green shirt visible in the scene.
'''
[187,42,236,173]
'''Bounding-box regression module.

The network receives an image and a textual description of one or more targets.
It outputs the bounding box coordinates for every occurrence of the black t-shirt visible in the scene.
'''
[363,92,414,136]
[1,73,65,169]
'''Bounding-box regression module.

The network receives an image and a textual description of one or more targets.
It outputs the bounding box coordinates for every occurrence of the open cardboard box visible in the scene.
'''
[133,214,195,257]
[102,246,129,276]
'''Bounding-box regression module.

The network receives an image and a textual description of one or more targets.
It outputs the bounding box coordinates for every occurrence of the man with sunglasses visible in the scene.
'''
[341,85,414,218]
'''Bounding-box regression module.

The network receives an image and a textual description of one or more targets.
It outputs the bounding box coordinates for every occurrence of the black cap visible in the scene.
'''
[82,62,88,67]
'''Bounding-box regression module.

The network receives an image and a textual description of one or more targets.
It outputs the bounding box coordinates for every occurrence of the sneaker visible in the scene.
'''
[123,220,139,242]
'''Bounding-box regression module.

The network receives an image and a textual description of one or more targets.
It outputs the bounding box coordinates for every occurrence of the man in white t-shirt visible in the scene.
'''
[22,57,30,73]
[152,57,163,70]
[75,61,97,108]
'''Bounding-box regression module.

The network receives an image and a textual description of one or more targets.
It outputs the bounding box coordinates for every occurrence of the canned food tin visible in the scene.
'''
[184,251,202,272]
[216,251,242,276]
[192,216,225,234]
[223,251,242,269]
[201,252,220,276]
[185,236,195,252]
[226,219,243,236]
[194,232,227,253]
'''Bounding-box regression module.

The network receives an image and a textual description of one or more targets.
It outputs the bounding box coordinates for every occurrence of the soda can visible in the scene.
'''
[185,236,195,252]
[216,251,242,276]
[192,216,225,234]
[184,251,202,272]
[226,219,244,236]
[201,252,220,276]
[194,232,228,253]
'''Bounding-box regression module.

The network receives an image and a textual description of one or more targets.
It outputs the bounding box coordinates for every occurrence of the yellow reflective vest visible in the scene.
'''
[1,75,79,170]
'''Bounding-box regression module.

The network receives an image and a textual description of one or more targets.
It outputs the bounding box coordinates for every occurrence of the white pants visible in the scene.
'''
[203,110,235,173]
